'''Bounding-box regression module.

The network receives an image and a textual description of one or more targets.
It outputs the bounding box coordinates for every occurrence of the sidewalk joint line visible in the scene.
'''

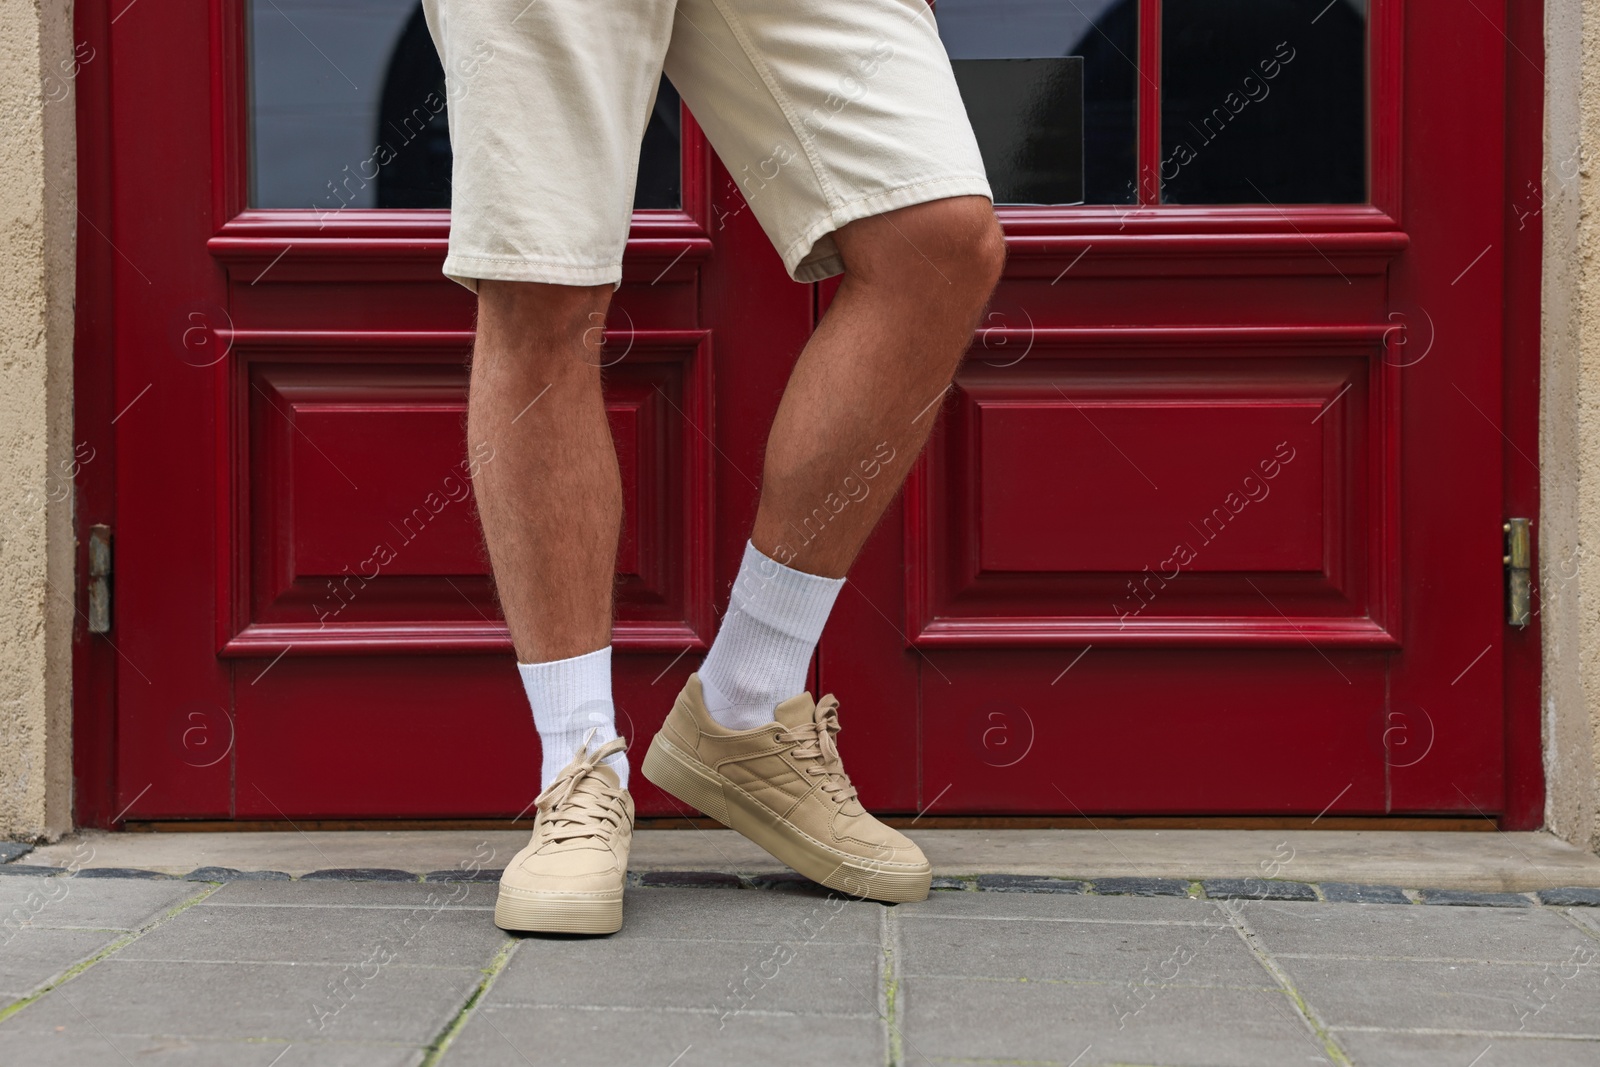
[881,906,903,1067]
[1219,903,1354,1066]
[418,937,519,1066]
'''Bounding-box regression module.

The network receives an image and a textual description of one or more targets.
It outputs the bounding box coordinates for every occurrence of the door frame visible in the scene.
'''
[70,0,1547,829]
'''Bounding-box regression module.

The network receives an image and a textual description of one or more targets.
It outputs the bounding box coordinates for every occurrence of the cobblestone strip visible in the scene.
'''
[1217,900,1355,1067]
[0,882,221,1026]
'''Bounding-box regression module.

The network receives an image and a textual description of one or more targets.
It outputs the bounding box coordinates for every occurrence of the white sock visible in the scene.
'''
[518,646,628,792]
[698,541,844,731]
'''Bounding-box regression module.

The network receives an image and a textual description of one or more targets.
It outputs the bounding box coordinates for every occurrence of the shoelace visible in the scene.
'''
[535,734,629,845]
[776,696,859,805]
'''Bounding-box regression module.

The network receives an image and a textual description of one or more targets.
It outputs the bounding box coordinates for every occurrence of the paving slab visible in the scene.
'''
[440,1003,882,1067]
[200,879,497,910]
[1239,899,1599,963]
[0,1032,425,1067]
[0,926,131,1005]
[490,936,882,1016]
[1335,1030,1600,1066]
[1276,955,1600,1036]
[910,885,1230,924]
[26,828,1600,889]
[616,885,881,944]
[900,975,1333,1066]
[0,958,485,1044]
[900,912,1269,987]
[0,877,204,929]
[118,903,512,967]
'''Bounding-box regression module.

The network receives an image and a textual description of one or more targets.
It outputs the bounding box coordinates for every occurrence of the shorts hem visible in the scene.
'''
[442,253,623,293]
[784,175,995,282]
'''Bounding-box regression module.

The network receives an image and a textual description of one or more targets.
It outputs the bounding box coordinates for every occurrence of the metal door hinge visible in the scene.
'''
[1504,518,1531,628]
[88,524,111,634]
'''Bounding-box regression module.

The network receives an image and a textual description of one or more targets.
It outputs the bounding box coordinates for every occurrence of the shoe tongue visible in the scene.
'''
[773,692,818,730]
[583,761,621,790]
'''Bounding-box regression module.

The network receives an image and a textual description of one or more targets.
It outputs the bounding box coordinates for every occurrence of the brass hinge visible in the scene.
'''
[88,524,111,634]
[1504,518,1531,628]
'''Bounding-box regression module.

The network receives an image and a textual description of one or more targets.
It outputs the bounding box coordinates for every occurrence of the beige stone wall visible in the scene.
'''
[1544,0,1600,852]
[0,0,77,840]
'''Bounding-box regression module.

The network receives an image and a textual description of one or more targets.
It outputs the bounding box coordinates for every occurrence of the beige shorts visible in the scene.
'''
[420,0,992,290]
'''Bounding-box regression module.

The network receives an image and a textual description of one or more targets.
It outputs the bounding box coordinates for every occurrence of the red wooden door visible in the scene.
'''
[87,0,812,822]
[824,0,1544,825]
[78,0,1541,825]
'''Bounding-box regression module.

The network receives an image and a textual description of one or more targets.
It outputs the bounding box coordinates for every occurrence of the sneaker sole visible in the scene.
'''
[493,888,623,935]
[642,733,931,903]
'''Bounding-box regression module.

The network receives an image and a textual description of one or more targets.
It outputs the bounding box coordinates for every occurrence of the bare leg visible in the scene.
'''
[751,195,1006,575]
[469,281,621,663]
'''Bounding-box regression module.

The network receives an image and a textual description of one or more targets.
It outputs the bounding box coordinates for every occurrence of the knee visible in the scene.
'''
[838,195,1007,304]
[475,280,613,375]
[950,204,1008,297]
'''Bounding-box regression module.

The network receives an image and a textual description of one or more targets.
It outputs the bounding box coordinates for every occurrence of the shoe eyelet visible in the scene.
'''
[772,732,785,744]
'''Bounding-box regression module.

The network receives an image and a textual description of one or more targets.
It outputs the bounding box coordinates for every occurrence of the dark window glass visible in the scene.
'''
[1160,0,1366,204]
[248,0,680,210]
[951,59,1084,205]
[937,0,1137,205]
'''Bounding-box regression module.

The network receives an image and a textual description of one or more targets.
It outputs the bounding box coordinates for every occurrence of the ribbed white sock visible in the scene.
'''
[698,541,845,731]
[518,646,628,792]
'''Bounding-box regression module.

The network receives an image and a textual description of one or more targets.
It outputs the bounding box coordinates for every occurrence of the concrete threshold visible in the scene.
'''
[10,828,1600,891]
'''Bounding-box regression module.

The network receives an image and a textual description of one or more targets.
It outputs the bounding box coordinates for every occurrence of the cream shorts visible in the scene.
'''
[420,0,992,290]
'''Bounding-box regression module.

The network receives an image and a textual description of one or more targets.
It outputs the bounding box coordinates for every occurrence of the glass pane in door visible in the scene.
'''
[936,0,1137,205]
[1160,0,1367,204]
[248,0,681,210]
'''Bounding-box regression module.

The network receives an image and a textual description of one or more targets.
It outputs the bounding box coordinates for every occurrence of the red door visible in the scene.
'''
[76,0,1542,826]
[824,0,1544,825]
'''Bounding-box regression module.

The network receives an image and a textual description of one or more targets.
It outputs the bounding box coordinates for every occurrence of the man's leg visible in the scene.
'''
[469,280,628,789]
[755,195,1005,573]
[643,196,1003,902]
[696,195,1005,727]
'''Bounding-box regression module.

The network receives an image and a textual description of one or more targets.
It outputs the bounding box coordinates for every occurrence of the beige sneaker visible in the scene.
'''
[495,736,632,934]
[642,674,931,903]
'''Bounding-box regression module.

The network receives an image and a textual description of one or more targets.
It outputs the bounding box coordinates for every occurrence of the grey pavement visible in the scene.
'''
[2,872,1599,1066]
